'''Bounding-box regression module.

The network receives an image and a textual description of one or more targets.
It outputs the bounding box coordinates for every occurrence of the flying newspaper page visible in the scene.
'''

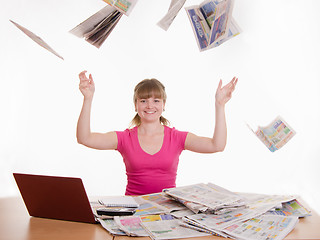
[247,116,296,152]
[185,0,241,51]
[102,0,138,16]
[69,5,123,48]
[157,0,186,31]
[9,20,64,60]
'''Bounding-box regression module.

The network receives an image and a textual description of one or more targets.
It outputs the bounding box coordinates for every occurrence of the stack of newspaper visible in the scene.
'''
[180,191,306,239]
[163,183,247,214]
[94,183,311,240]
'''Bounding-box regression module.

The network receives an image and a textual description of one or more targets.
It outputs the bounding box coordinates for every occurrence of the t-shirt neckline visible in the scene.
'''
[135,125,167,156]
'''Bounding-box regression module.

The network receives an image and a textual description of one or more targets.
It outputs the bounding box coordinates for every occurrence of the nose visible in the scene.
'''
[147,100,153,108]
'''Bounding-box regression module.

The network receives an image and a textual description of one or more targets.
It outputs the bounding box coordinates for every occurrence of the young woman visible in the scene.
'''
[77,71,238,195]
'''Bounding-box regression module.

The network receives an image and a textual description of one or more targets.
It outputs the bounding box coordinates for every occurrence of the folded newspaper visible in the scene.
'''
[157,0,186,31]
[247,116,296,152]
[185,0,241,51]
[69,5,123,48]
[163,183,247,214]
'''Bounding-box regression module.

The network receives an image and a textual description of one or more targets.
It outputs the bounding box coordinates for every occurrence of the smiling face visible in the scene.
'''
[135,96,165,123]
[133,79,167,125]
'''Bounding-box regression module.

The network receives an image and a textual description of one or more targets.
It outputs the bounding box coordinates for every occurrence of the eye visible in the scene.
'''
[154,99,161,103]
[140,99,146,103]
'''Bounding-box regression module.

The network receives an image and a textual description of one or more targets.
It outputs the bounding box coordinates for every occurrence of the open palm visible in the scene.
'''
[215,77,238,106]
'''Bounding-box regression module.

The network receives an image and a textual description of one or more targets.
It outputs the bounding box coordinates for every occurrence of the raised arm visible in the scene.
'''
[76,71,117,150]
[184,77,238,153]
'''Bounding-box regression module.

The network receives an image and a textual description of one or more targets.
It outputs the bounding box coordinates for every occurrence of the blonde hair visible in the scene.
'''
[130,78,170,127]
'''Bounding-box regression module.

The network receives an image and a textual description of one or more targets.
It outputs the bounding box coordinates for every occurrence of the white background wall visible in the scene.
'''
[1,0,320,213]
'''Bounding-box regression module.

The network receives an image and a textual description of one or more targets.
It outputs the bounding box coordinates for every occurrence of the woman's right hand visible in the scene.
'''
[79,70,95,100]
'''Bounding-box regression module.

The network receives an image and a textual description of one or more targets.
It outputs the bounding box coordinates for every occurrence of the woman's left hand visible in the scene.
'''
[215,77,238,106]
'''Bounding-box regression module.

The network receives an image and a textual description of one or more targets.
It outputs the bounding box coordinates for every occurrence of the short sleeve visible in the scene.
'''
[171,127,188,150]
[115,127,137,154]
[115,131,123,152]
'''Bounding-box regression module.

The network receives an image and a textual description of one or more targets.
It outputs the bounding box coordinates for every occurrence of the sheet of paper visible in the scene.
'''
[99,196,138,207]
[10,20,64,60]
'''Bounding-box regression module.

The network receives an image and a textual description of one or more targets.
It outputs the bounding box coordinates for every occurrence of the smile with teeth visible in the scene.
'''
[145,111,156,114]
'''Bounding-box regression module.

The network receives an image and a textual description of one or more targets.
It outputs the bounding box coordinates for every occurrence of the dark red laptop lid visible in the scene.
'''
[13,173,96,224]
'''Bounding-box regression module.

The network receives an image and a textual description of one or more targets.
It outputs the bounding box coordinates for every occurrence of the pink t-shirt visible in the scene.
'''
[116,126,188,196]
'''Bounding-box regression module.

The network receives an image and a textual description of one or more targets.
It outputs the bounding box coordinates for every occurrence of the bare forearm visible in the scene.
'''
[77,98,93,144]
[212,103,227,151]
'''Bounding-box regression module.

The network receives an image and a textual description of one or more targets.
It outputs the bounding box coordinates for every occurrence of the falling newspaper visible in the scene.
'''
[185,0,241,51]
[157,0,186,31]
[247,116,296,152]
[69,5,123,48]
[102,0,138,16]
[9,20,63,60]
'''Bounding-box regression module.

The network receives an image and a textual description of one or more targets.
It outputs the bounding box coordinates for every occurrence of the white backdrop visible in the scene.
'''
[1,0,320,213]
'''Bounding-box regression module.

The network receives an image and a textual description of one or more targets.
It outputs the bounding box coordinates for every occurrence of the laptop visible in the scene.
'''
[13,173,97,224]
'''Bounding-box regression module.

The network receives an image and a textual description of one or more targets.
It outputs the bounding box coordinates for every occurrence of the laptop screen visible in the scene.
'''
[13,173,97,224]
